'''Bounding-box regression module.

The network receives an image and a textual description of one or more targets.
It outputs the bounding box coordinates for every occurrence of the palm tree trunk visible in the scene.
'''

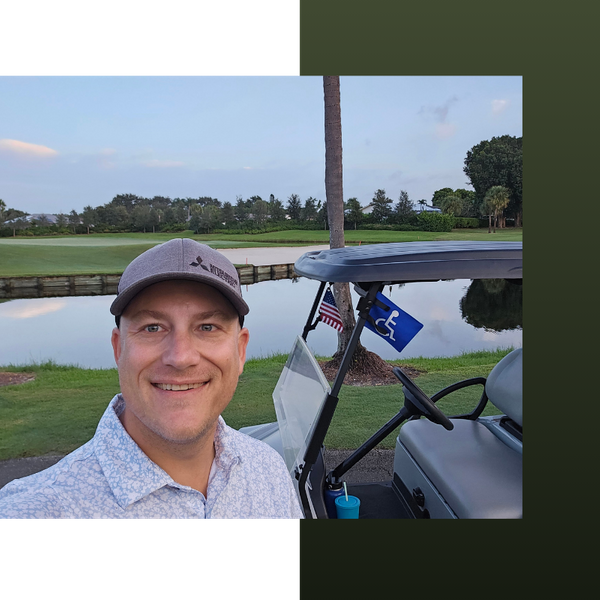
[323,77,389,380]
[324,76,356,354]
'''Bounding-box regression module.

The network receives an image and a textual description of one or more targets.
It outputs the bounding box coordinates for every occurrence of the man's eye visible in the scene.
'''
[145,324,161,333]
[200,324,214,332]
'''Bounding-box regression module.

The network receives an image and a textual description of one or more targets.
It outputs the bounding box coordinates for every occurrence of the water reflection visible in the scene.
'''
[460,279,522,332]
[0,278,522,368]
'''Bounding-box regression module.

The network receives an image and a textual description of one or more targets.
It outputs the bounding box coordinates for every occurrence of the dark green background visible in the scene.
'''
[299,0,589,595]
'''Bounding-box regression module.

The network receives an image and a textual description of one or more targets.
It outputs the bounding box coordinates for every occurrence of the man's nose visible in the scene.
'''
[161,329,201,369]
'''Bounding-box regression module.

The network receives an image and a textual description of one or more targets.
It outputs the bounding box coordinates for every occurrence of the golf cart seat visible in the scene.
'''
[395,348,523,519]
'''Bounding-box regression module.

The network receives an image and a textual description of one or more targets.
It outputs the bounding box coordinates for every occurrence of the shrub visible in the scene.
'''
[358,223,419,231]
[453,217,480,229]
[416,212,456,232]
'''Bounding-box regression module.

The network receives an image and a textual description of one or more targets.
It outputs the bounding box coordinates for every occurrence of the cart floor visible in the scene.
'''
[348,481,412,519]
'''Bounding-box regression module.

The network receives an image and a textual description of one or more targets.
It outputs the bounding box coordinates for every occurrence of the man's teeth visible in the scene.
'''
[155,383,204,391]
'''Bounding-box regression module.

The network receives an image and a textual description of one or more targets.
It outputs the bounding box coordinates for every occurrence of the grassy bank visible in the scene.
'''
[0,228,522,278]
[0,348,513,460]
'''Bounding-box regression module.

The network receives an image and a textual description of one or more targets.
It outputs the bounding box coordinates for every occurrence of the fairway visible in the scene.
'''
[0,233,299,277]
[0,233,256,248]
[0,228,522,277]
[0,236,172,247]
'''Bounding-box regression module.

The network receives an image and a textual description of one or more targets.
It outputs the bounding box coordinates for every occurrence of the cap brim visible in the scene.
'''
[110,271,250,317]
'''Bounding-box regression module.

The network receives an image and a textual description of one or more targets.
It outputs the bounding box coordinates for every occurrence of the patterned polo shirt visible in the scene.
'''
[0,395,304,519]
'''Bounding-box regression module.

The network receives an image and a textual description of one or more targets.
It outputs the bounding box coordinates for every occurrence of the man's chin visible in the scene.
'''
[150,419,217,447]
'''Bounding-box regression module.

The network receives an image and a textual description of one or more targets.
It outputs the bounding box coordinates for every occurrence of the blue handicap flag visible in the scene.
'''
[364,292,423,354]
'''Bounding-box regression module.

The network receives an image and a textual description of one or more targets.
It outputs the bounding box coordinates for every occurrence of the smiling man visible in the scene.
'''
[0,239,303,518]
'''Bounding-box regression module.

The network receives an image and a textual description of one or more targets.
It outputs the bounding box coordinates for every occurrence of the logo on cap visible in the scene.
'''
[190,256,210,271]
[190,255,238,289]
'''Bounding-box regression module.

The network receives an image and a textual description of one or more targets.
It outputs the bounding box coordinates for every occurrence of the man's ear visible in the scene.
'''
[111,327,122,366]
[237,327,250,375]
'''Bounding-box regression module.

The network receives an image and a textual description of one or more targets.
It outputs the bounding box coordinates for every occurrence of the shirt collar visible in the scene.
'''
[93,395,242,508]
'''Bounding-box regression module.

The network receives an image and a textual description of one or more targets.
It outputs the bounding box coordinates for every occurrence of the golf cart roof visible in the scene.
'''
[294,241,522,283]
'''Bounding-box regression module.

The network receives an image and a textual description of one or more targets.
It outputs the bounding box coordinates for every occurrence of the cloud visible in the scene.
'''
[419,96,458,123]
[492,99,509,115]
[419,96,458,139]
[140,159,186,168]
[0,139,58,158]
[0,299,67,319]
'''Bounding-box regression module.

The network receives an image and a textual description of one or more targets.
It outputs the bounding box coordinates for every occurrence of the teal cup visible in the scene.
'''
[335,495,360,519]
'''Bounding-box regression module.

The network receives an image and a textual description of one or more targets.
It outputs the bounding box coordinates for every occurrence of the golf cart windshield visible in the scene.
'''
[272,335,331,476]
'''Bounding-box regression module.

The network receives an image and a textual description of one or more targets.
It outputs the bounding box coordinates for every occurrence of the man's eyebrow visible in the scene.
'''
[128,309,236,322]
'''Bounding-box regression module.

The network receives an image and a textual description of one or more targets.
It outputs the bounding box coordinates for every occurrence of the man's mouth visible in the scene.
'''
[152,382,207,391]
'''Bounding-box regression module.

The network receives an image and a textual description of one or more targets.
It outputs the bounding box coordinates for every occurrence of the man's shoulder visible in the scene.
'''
[0,442,97,518]
[219,422,295,482]
[225,424,285,463]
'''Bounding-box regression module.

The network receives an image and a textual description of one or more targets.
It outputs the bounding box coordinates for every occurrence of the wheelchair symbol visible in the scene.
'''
[375,310,399,341]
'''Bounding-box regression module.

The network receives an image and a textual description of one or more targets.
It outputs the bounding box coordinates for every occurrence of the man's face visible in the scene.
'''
[111,280,249,447]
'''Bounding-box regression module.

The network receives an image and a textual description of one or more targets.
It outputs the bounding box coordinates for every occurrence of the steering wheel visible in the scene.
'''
[393,367,454,431]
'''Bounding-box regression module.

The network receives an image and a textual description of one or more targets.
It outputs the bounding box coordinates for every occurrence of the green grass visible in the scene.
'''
[0,228,522,277]
[0,348,513,460]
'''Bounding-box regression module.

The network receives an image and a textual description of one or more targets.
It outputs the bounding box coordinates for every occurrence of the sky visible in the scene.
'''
[0,75,522,215]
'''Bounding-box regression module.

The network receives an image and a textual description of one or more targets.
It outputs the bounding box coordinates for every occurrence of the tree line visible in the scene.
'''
[0,134,522,236]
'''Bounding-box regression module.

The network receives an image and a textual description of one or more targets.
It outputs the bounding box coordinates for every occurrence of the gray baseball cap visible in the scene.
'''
[110,238,249,317]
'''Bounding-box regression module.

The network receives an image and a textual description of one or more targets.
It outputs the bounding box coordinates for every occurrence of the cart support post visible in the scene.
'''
[297,282,383,517]
[302,281,327,341]
[329,406,411,482]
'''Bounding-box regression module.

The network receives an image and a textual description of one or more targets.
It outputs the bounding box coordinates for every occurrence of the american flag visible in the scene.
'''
[319,289,344,332]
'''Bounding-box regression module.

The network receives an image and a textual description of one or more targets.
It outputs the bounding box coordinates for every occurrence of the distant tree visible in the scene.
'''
[252,198,269,227]
[286,194,302,220]
[234,196,249,224]
[163,199,187,224]
[132,204,152,233]
[198,196,222,209]
[440,194,464,216]
[68,210,80,233]
[10,217,30,237]
[98,204,129,229]
[55,213,69,228]
[483,185,511,233]
[110,193,138,213]
[183,197,196,220]
[371,189,393,223]
[303,197,319,221]
[3,207,27,222]
[268,195,286,221]
[454,189,477,217]
[81,205,97,234]
[464,135,522,226]
[189,204,222,234]
[318,200,329,229]
[221,201,236,227]
[432,187,476,217]
[346,197,363,229]
[417,199,427,211]
[431,188,454,208]
[149,196,171,211]
[0,199,6,226]
[393,190,415,224]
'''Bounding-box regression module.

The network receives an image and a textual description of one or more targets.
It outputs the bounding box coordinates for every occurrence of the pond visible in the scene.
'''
[0,277,522,369]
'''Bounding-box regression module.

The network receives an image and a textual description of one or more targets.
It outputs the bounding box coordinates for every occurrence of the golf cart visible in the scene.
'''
[240,241,523,519]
